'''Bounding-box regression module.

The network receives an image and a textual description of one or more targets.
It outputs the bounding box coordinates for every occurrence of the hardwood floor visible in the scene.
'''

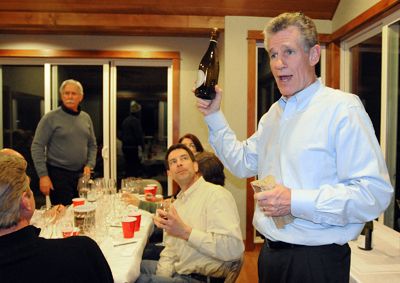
[236,244,261,283]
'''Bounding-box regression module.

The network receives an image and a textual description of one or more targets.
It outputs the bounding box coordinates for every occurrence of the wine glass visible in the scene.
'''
[78,176,90,199]
[157,197,174,246]
[158,198,174,218]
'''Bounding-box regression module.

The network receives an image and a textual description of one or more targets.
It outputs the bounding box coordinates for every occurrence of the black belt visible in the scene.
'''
[265,239,338,249]
[265,239,304,249]
[47,164,83,174]
[188,273,225,283]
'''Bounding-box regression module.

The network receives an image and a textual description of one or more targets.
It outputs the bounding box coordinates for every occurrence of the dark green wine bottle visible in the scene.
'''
[358,221,373,250]
[194,28,219,100]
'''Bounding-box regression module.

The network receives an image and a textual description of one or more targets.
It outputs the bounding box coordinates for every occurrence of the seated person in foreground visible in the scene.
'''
[136,144,244,283]
[0,149,113,283]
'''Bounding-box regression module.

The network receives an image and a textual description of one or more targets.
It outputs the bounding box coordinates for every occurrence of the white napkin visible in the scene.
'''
[45,195,52,209]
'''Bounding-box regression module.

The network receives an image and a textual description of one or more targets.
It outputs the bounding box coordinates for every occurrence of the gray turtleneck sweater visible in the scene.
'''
[31,105,97,177]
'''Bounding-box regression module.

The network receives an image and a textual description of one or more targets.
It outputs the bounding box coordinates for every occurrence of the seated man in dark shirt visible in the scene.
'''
[0,149,113,283]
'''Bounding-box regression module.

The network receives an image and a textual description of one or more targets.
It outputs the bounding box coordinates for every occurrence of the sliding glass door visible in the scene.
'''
[0,58,173,205]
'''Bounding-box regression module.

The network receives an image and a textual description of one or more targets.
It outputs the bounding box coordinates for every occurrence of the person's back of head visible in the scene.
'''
[196,151,225,186]
[0,151,29,229]
[178,133,204,154]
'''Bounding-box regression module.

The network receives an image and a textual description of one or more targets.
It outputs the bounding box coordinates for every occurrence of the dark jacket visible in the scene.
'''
[0,225,113,283]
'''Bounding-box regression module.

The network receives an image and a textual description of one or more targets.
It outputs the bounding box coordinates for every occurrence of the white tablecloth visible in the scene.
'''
[99,211,153,283]
[33,205,154,283]
[349,221,400,283]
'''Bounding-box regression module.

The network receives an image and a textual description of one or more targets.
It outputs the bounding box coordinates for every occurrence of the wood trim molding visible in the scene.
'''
[331,0,400,41]
[0,49,181,59]
[325,41,341,89]
[246,37,257,251]
[0,12,224,37]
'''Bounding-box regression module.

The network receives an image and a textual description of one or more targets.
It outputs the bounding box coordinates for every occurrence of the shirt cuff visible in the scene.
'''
[204,110,227,131]
[291,189,319,221]
[187,228,204,249]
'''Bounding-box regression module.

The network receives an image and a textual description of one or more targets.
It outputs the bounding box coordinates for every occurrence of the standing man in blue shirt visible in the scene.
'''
[197,12,393,283]
[31,79,97,206]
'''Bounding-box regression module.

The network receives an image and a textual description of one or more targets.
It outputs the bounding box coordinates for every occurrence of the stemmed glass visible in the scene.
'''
[39,205,58,238]
[157,197,174,246]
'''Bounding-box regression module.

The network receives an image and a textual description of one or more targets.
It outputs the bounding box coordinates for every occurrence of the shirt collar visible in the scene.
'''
[61,103,81,116]
[278,78,322,111]
[176,176,205,201]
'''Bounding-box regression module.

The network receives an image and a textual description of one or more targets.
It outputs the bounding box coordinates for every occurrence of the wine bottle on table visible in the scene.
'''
[194,28,219,100]
[358,221,373,250]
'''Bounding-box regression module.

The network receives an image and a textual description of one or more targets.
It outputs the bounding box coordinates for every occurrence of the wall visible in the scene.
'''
[332,0,380,31]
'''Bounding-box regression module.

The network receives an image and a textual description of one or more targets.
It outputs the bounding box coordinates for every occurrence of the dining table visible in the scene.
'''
[349,220,400,283]
[31,195,155,283]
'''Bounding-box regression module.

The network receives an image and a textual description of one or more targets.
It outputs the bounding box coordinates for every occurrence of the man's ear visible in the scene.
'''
[20,191,33,212]
[309,44,321,66]
[194,161,199,173]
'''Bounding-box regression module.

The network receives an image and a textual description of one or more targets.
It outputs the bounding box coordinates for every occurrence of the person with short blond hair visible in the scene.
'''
[0,152,30,230]
[0,149,113,283]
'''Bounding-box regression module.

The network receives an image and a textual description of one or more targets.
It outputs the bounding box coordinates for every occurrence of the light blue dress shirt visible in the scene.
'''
[204,79,393,245]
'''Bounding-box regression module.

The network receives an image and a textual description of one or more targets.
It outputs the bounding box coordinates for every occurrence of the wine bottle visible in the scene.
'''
[194,28,219,100]
[358,221,373,250]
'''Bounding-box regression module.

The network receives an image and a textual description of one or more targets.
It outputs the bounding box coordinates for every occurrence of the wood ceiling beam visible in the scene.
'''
[0,12,224,37]
[0,0,338,19]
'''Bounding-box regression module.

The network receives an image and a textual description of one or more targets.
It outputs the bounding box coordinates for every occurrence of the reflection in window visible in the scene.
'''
[1,65,44,204]
[350,33,382,141]
[116,66,168,195]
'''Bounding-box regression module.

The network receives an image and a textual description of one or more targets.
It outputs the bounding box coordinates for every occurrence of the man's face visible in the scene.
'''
[61,83,83,111]
[267,26,319,98]
[167,148,198,187]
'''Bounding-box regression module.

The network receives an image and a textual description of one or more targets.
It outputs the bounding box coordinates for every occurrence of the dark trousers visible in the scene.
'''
[47,164,81,206]
[258,240,350,283]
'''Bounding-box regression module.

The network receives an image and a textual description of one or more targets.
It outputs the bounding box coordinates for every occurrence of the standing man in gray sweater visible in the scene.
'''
[31,79,97,205]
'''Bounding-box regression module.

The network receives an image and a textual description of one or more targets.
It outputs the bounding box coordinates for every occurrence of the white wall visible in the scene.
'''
[332,0,380,31]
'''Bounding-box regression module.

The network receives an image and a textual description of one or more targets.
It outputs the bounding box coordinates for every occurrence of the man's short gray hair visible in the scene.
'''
[59,79,84,95]
[0,153,29,229]
[263,12,319,52]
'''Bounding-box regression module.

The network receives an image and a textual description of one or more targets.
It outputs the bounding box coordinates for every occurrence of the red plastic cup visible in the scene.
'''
[72,227,80,236]
[121,217,136,238]
[62,227,73,238]
[72,198,85,207]
[128,211,142,231]
[144,184,157,196]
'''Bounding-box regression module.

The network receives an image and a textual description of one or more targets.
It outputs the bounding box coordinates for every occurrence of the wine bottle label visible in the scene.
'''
[195,70,206,88]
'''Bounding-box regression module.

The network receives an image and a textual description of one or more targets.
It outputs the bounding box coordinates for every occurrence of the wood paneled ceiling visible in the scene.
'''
[0,0,340,36]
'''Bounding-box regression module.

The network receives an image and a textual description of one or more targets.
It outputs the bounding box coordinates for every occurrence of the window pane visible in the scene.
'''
[116,66,168,195]
[2,65,44,204]
[350,33,382,141]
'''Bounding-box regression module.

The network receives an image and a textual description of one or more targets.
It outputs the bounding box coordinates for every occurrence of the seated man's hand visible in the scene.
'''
[154,206,192,241]
[121,192,140,206]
